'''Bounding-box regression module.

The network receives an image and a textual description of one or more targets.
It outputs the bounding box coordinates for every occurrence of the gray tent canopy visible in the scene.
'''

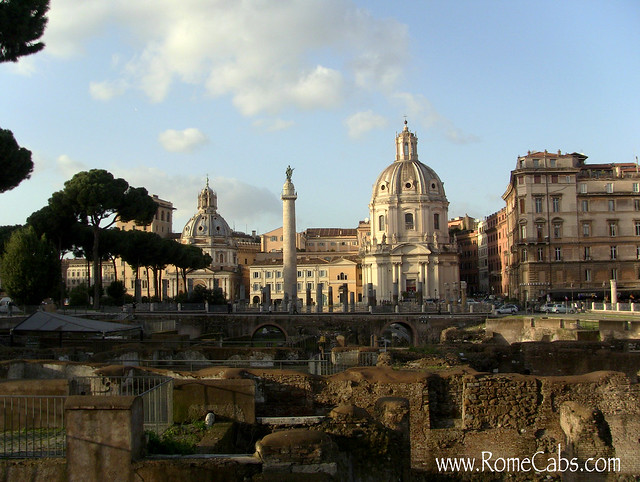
[12,312,142,336]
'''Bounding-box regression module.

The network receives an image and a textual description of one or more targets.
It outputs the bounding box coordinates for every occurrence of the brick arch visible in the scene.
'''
[251,322,289,341]
[377,320,417,346]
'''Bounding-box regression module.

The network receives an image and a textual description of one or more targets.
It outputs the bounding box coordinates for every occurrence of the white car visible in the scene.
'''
[551,304,575,314]
[496,304,518,314]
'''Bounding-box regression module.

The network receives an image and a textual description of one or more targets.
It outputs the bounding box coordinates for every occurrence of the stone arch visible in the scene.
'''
[378,320,417,347]
[251,322,289,343]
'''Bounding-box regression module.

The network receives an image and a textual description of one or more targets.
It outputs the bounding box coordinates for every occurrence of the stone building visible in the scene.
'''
[170,179,243,300]
[502,150,640,304]
[449,215,479,296]
[361,121,459,304]
[249,254,361,308]
[115,195,176,298]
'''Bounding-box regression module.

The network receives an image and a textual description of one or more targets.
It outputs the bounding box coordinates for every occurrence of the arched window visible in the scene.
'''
[433,213,440,230]
[378,214,385,231]
[403,142,409,156]
[405,213,414,230]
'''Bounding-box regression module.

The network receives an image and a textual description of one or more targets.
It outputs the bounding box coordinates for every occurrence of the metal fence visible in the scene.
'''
[69,376,174,434]
[111,353,380,376]
[0,396,66,458]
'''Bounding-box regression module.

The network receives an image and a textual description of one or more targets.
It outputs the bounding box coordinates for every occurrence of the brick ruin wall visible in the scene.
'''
[248,368,640,473]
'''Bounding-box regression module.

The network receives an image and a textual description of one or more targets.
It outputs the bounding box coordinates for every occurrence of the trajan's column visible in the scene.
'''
[282,165,298,312]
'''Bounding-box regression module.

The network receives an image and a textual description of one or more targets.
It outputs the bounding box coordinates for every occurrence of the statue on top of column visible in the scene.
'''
[285,165,294,182]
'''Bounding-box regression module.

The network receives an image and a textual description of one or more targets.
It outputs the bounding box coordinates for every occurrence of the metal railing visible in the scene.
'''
[108,354,380,376]
[69,376,173,434]
[0,396,66,458]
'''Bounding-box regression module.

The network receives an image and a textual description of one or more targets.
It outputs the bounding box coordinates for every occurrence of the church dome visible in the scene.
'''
[371,121,446,203]
[182,178,232,240]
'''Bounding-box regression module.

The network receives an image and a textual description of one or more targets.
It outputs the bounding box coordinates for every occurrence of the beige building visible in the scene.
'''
[62,258,116,292]
[362,121,459,304]
[503,150,640,304]
[249,254,360,308]
[115,195,176,299]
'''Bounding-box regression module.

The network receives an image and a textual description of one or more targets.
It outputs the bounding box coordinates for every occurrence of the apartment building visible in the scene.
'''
[503,150,640,304]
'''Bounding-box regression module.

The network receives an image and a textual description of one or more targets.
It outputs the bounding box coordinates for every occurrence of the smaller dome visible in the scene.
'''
[182,179,232,240]
[182,212,231,239]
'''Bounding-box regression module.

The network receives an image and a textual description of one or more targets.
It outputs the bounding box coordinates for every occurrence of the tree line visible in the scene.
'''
[0,169,213,308]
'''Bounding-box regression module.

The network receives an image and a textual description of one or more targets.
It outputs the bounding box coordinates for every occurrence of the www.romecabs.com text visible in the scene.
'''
[436,444,620,474]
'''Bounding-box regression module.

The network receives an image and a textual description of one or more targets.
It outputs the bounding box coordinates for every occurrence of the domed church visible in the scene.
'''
[179,178,240,299]
[361,121,459,304]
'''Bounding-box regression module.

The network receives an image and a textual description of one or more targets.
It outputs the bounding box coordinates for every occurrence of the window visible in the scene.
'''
[584,246,591,260]
[405,213,414,230]
[551,175,558,183]
[553,224,562,238]
[253,272,260,279]
[520,224,527,240]
[585,269,591,282]
[519,198,525,214]
[535,197,543,213]
[536,223,544,240]
[610,246,618,260]
[297,270,303,277]
[434,213,440,230]
[581,200,589,212]
[579,183,587,194]
[319,270,327,277]
[521,248,528,262]
[534,175,541,184]
[265,271,272,278]
[636,222,640,236]
[276,283,282,292]
[378,215,385,231]
[606,183,613,193]
[609,200,615,211]
[537,247,544,261]
[609,222,617,237]
[306,282,314,290]
[637,246,640,260]
[297,282,302,290]
[555,247,562,261]
[533,159,539,168]
[552,197,560,212]
[582,223,590,237]
[306,270,312,277]
[270,236,277,241]
[636,199,640,211]
[550,159,556,167]
[633,183,639,193]
[276,271,282,278]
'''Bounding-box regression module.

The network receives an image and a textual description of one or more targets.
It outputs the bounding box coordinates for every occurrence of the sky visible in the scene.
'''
[1,0,639,236]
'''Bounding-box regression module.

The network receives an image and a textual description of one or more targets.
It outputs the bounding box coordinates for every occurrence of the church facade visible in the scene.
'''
[361,122,460,304]
[175,179,242,300]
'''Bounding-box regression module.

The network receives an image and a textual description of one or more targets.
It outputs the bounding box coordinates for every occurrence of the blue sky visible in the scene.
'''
[1,0,639,235]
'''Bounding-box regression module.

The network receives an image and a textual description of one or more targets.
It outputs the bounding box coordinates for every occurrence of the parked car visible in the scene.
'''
[496,304,519,314]
[551,303,575,314]
[538,303,555,313]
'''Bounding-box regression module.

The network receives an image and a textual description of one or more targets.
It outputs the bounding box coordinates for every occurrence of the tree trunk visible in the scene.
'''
[92,225,100,309]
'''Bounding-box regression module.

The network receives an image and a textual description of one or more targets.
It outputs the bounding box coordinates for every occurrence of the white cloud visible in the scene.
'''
[44,0,408,114]
[393,92,480,145]
[158,128,208,153]
[252,118,295,132]
[344,110,387,138]
[89,79,128,101]
[56,154,88,178]
[110,166,281,232]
